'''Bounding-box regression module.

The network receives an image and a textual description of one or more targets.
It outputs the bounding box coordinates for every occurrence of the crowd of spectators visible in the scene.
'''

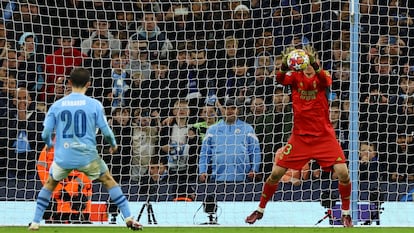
[0,0,413,201]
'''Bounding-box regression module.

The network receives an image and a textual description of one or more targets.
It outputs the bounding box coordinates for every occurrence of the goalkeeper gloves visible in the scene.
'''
[303,45,321,73]
[280,47,295,72]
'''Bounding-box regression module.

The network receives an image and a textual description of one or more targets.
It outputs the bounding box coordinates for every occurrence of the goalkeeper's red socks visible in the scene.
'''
[258,182,279,210]
[339,181,351,213]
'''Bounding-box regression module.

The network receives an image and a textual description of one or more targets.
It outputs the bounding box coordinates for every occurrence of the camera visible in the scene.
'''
[107,201,119,224]
[363,187,384,225]
[315,191,338,225]
[201,195,218,225]
[320,191,338,209]
[203,195,217,214]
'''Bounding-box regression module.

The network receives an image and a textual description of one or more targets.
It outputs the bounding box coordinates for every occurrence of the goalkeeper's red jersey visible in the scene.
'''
[276,69,333,136]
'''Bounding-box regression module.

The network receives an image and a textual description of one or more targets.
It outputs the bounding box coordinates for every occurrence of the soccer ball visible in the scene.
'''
[287,49,310,71]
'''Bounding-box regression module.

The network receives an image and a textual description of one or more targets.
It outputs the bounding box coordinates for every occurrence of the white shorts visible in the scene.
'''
[50,158,108,181]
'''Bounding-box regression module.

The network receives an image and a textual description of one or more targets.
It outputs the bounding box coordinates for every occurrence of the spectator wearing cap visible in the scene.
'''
[199,98,261,182]
[81,12,121,56]
[44,29,84,99]
[6,0,52,54]
[225,4,255,60]
[129,11,173,62]
[16,32,45,101]
[371,35,400,66]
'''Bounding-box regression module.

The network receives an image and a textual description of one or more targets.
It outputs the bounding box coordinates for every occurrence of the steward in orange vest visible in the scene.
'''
[37,145,93,223]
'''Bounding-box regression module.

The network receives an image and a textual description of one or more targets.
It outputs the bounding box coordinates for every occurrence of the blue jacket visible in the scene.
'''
[199,119,261,182]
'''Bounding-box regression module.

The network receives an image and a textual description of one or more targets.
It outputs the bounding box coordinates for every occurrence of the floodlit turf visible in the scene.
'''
[1,227,414,233]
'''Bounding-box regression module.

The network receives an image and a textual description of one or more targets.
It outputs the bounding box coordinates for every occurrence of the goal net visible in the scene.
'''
[0,0,413,226]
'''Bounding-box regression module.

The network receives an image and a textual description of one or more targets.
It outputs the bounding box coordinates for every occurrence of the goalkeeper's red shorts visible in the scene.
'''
[275,131,346,171]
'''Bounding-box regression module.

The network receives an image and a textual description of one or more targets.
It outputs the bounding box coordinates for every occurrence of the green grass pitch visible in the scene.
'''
[1,227,414,233]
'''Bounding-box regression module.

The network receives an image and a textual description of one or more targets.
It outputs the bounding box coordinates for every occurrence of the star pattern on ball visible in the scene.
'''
[287,49,310,71]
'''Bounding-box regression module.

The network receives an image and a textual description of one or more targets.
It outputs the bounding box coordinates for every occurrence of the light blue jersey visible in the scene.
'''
[199,119,261,182]
[42,93,117,169]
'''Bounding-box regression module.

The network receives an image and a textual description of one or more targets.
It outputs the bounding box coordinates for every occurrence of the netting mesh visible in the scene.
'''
[0,0,413,226]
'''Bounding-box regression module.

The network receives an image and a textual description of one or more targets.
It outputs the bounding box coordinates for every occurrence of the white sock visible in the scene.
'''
[257,207,265,213]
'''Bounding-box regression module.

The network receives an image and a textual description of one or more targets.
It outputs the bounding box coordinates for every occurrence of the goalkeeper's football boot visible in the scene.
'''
[245,210,263,224]
[125,216,143,231]
[28,222,40,231]
[341,215,353,227]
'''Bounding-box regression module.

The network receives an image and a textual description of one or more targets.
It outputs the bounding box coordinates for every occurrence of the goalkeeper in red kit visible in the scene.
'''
[245,46,353,227]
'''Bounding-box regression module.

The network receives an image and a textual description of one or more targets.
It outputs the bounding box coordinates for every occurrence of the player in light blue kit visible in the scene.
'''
[29,68,142,231]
